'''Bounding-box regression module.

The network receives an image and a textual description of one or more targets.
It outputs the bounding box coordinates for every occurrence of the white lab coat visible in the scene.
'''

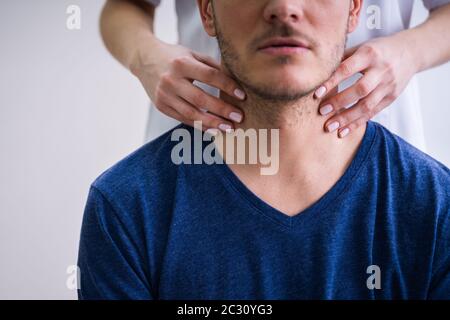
[144,0,450,151]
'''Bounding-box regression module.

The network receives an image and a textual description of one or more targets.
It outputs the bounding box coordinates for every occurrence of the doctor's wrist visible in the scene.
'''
[129,36,167,78]
[392,29,424,75]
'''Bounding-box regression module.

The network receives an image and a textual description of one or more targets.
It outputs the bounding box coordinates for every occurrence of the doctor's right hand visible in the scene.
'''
[131,42,246,132]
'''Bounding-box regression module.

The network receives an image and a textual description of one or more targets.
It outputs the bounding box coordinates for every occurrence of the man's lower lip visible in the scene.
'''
[259,46,309,55]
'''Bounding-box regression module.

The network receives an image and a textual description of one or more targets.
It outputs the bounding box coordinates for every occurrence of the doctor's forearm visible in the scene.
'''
[100,0,163,72]
[400,3,450,73]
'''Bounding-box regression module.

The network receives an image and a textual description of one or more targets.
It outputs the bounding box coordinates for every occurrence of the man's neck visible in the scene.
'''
[216,90,368,216]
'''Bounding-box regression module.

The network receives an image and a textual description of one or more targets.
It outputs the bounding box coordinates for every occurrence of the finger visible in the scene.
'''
[178,54,246,101]
[177,79,244,124]
[157,102,192,127]
[324,85,388,136]
[156,91,198,126]
[163,88,235,132]
[336,117,368,139]
[158,90,217,131]
[337,96,393,138]
[319,70,381,116]
[177,96,235,132]
[191,51,222,69]
[314,49,370,99]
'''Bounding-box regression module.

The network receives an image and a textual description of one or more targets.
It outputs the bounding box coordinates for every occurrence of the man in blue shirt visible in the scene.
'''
[78,0,450,299]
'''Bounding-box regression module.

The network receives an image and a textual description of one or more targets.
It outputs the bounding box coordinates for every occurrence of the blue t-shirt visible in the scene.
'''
[77,121,450,300]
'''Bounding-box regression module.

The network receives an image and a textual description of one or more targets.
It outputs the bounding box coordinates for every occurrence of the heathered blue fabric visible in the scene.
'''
[78,121,450,300]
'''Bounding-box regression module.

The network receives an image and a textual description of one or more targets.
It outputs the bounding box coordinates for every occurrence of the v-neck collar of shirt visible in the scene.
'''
[211,121,378,229]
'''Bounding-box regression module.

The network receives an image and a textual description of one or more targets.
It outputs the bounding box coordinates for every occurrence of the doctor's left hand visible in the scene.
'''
[314,35,419,138]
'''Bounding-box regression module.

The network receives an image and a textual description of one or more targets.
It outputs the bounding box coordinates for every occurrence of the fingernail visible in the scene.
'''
[327,121,340,133]
[219,123,232,132]
[229,112,243,123]
[315,86,327,99]
[339,128,350,138]
[320,104,333,116]
[234,88,246,100]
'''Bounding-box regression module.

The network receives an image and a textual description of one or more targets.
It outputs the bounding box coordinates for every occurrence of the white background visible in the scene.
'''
[0,0,448,299]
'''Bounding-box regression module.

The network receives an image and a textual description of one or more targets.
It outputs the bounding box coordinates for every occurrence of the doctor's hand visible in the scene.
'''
[132,42,246,132]
[314,35,419,138]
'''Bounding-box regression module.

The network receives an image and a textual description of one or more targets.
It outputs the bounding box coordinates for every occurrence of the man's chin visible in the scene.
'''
[248,86,314,102]
[249,81,315,100]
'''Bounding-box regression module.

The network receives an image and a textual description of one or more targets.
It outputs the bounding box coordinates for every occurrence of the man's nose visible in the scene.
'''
[263,0,303,24]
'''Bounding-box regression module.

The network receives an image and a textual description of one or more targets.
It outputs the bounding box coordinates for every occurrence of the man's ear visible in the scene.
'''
[197,0,216,37]
[347,0,363,33]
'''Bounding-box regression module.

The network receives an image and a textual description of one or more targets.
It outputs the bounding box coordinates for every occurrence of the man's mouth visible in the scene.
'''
[257,37,311,56]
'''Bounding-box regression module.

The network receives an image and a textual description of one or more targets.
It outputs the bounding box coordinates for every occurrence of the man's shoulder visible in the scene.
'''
[371,121,450,198]
[91,124,192,197]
